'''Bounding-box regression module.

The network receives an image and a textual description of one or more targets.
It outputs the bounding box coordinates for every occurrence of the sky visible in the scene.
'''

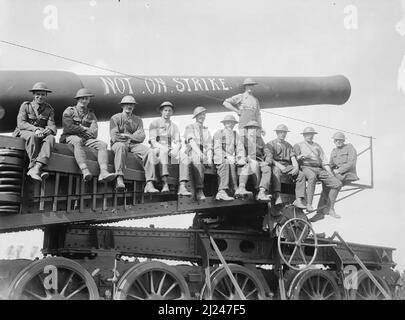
[0,0,405,271]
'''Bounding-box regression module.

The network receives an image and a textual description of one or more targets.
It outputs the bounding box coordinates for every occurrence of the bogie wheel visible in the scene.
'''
[7,257,99,300]
[201,264,267,300]
[277,218,318,271]
[114,261,190,300]
[289,269,341,300]
[349,270,391,300]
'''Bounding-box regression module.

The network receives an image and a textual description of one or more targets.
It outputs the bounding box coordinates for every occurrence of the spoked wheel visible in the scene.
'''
[277,218,318,270]
[349,270,391,300]
[114,261,190,300]
[8,257,99,300]
[289,269,341,300]
[201,264,267,300]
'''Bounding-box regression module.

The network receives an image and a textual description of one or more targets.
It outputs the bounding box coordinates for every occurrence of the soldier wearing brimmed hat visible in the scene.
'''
[237,120,272,201]
[60,88,115,183]
[183,106,213,200]
[265,124,303,205]
[110,95,157,192]
[146,101,191,196]
[213,114,247,201]
[293,127,342,220]
[223,78,264,135]
[13,82,56,181]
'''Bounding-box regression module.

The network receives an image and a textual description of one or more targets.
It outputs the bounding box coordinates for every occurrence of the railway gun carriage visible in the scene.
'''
[0,73,400,300]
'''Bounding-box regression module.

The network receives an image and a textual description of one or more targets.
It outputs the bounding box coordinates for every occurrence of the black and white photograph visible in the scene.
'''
[0,0,404,306]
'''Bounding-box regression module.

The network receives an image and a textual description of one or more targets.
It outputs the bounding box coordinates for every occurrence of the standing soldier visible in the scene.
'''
[223,78,264,135]
[110,95,156,192]
[146,101,191,196]
[13,82,56,181]
[213,115,247,201]
[184,106,213,200]
[293,127,342,218]
[266,124,305,206]
[238,120,272,201]
[60,88,115,182]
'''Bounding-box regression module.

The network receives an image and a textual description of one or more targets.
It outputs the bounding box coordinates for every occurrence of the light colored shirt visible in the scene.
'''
[293,141,328,167]
[213,128,245,164]
[224,92,262,129]
[149,118,181,147]
[184,122,212,151]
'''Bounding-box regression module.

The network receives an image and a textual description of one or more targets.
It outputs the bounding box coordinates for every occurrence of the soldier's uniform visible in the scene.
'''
[224,91,262,130]
[110,112,156,181]
[239,121,272,199]
[213,126,245,193]
[184,108,212,193]
[148,118,189,182]
[330,143,359,184]
[13,100,56,169]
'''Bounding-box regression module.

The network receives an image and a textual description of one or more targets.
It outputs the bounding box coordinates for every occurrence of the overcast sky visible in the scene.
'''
[1,0,405,271]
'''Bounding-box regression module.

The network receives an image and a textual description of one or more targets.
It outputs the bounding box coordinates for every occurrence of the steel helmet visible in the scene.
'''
[301,127,318,135]
[29,82,52,93]
[244,120,261,128]
[192,106,207,118]
[220,115,238,123]
[332,131,346,140]
[119,95,137,105]
[74,88,95,99]
[158,101,174,112]
[242,78,258,86]
[274,124,290,132]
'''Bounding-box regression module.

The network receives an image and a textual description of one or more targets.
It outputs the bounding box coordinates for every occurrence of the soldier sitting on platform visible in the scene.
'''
[265,124,305,206]
[60,88,115,182]
[238,120,272,201]
[13,82,56,182]
[183,106,213,200]
[213,115,248,201]
[110,95,156,192]
[146,101,192,196]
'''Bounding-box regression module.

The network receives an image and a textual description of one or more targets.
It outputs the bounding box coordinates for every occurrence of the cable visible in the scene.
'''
[1,39,371,139]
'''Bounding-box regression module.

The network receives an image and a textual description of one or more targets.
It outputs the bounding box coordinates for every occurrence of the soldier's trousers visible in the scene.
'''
[148,146,189,182]
[272,165,306,199]
[188,150,206,189]
[239,160,271,191]
[18,130,55,168]
[216,163,238,191]
[301,166,342,207]
[64,135,109,170]
[111,142,157,182]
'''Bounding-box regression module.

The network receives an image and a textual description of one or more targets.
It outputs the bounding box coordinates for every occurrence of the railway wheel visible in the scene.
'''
[277,218,318,270]
[201,264,267,300]
[7,257,99,300]
[349,270,391,300]
[289,269,341,300]
[114,261,190,300]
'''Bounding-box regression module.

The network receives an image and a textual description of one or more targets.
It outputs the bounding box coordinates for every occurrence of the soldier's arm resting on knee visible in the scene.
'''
[42,108,57,136]
[87,112,98,139]
[62,108,87,136]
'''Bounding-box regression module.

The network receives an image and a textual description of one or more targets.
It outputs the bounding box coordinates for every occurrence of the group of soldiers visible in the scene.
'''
[13,79,358,222]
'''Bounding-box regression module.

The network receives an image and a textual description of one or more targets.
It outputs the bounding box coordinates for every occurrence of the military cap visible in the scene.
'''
[244,120,261,128]
[74,88,95,99]
[220,115,238,123]
[242,78,258,86]
[29,82,52,93]
[274,124,290,132]
[332,132,346,140]
[120,95,137,105]
[192,106,207,118]
[301,127,318,135]
[158,101,174,112]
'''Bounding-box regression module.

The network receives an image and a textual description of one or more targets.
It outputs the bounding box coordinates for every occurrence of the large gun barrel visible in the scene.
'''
[0,71,351,133]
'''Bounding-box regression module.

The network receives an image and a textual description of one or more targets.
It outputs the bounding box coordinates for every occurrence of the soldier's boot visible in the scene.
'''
[98,165,116,183]
[234,184,252,198]
[177,182,192,197]
[327,208,341,219]
[309,207,327,223]
[116,175,126,192]
[215,190,234,201]
[256,188,272,201]
[27,162,42,182]
[144,181,159,193]
[161,176,170,193]
[81,168,93,182]
[196,188,206,201]
[274,192,283,205]
[293,197,307,209]
[306,204,314,212]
